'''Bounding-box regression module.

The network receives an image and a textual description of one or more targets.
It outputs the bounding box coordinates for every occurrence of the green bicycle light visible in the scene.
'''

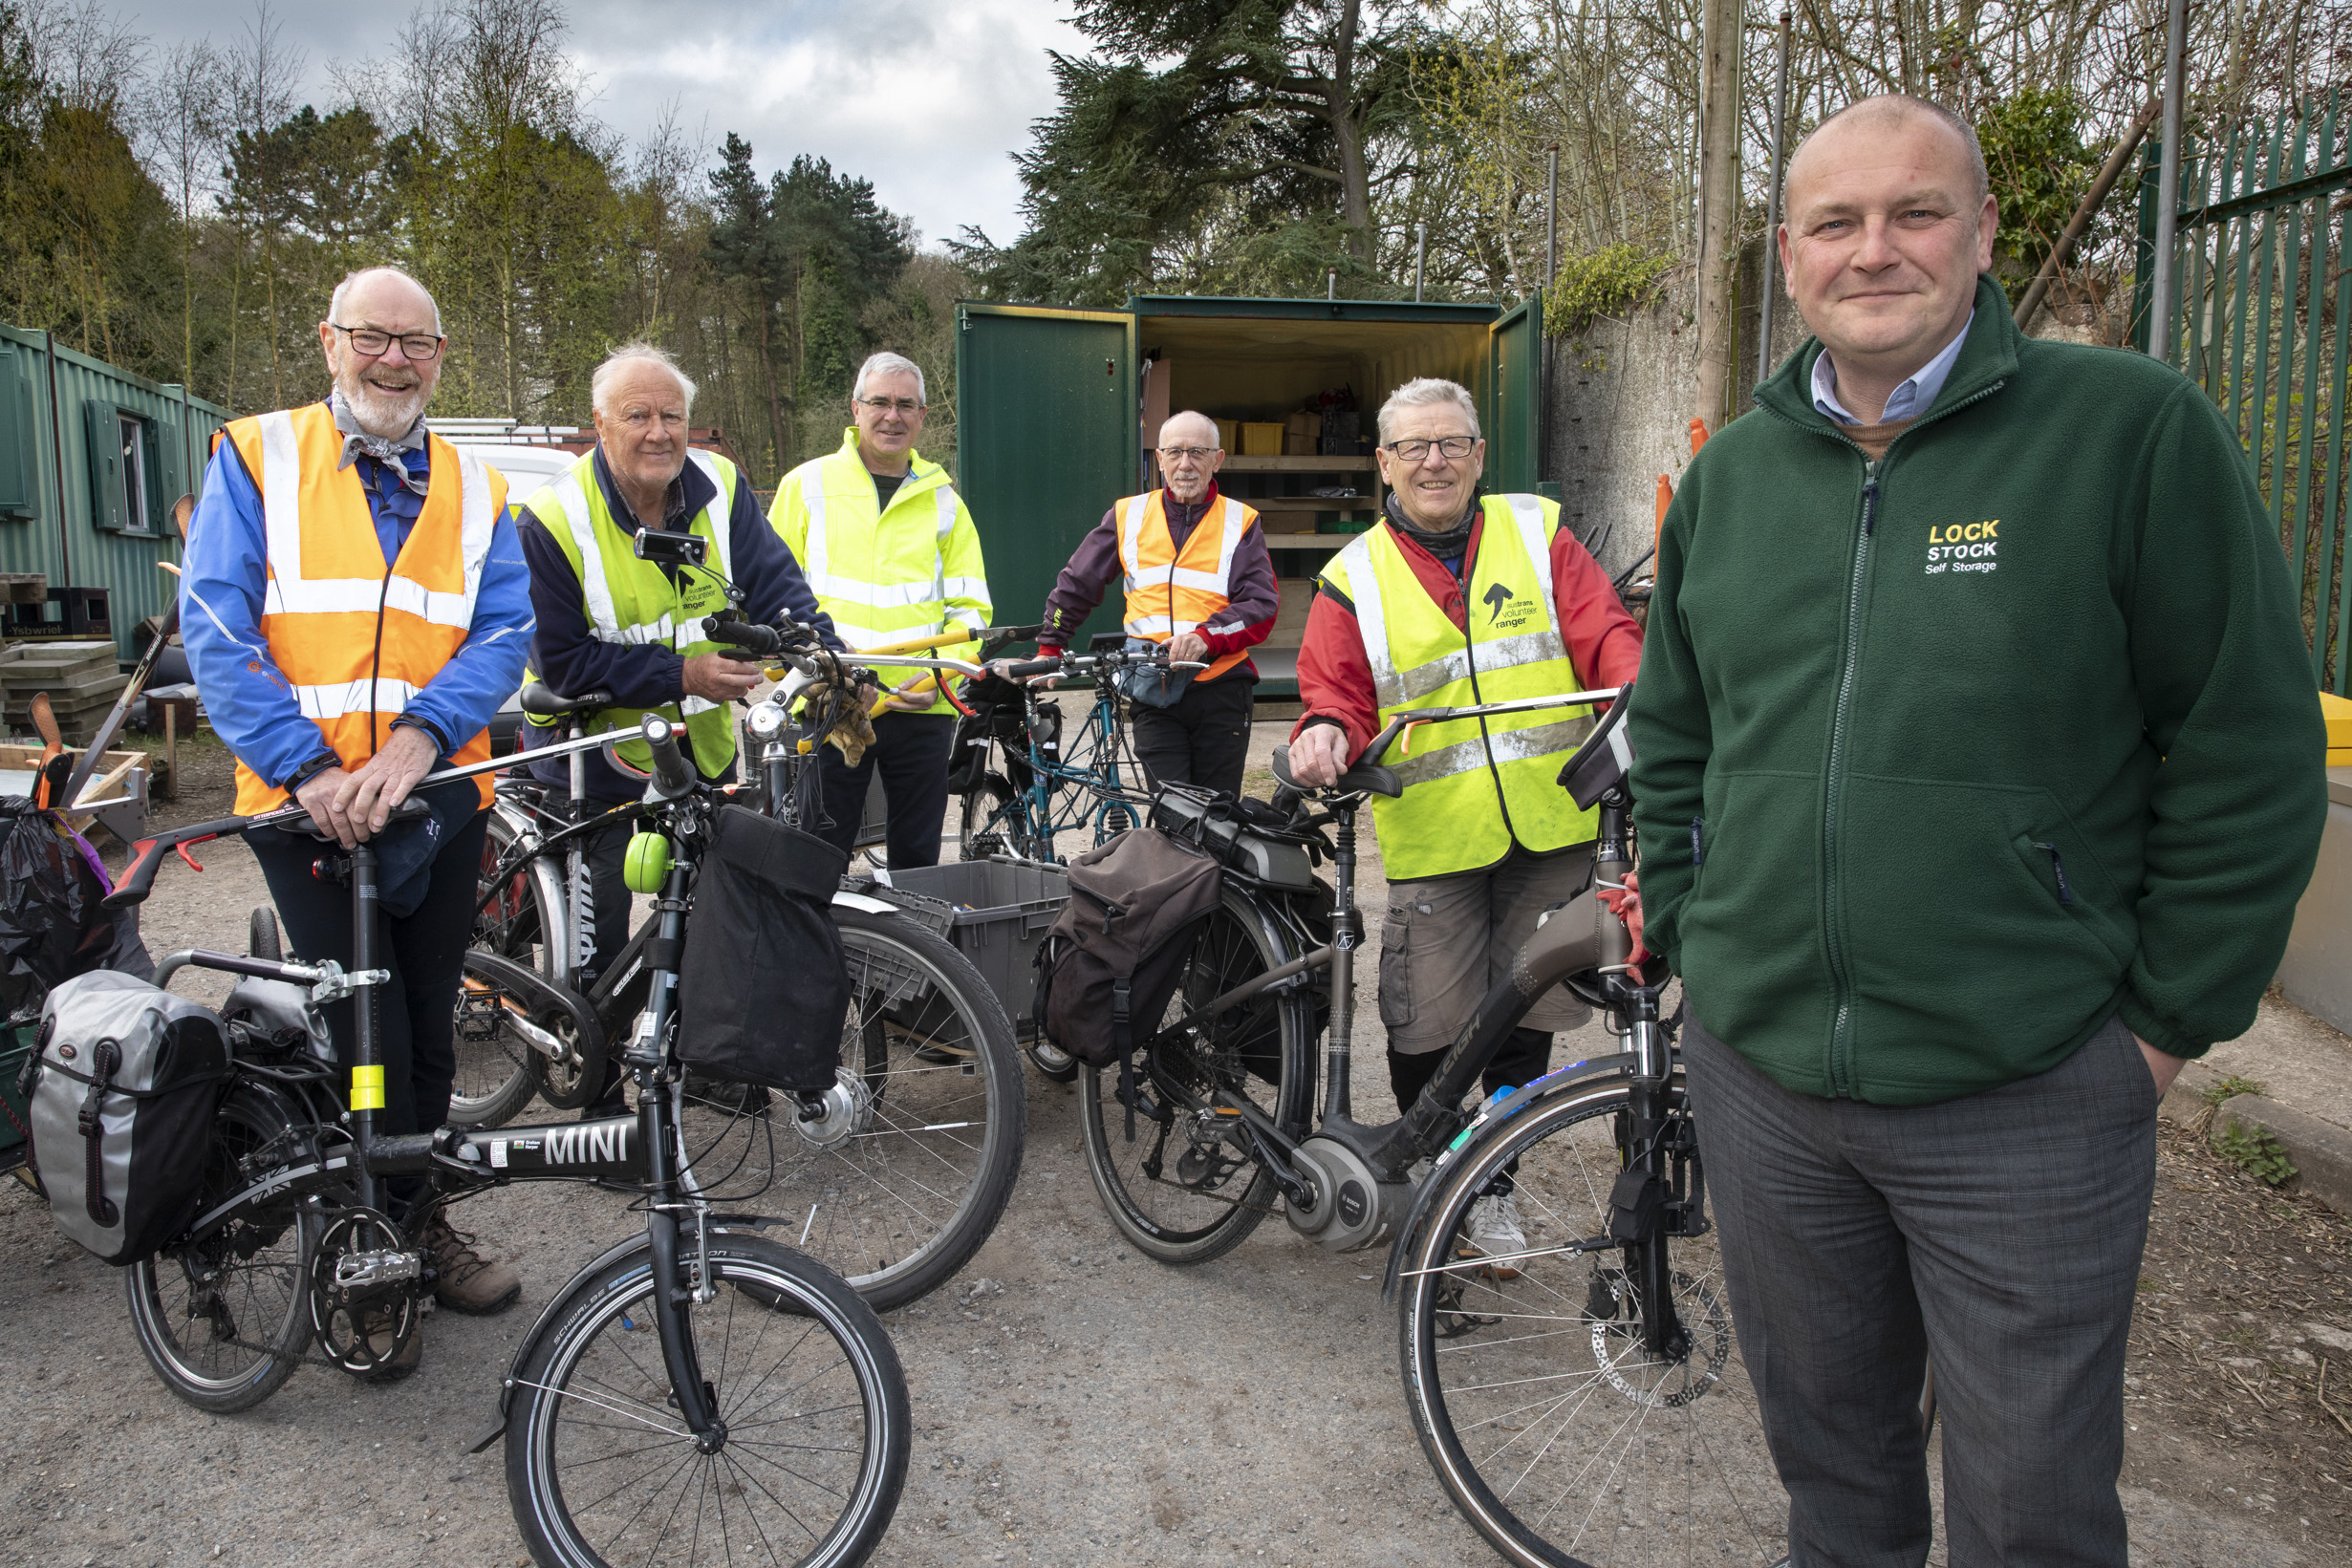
[623,831,672,894]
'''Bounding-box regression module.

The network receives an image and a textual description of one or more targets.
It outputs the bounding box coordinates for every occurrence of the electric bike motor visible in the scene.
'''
[1284,1135,1411,1253]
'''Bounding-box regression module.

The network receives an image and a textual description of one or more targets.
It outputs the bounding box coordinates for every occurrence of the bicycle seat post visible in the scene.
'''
[1322,798,1363,1126]
[348,837,383,1214]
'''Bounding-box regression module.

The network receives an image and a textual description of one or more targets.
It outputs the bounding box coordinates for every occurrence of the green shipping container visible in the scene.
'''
[0,324,231,663]
[955,292,1543,698]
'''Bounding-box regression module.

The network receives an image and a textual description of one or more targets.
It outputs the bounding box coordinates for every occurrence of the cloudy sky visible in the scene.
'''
[123,0,1085,248]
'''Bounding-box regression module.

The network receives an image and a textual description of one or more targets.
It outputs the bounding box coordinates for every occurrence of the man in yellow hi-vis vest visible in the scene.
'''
[518,342,840,1006]
[181,267,535,1354]
[768,352,989,868]
[1288,376,1642,1261]
[1030,410,1279,798]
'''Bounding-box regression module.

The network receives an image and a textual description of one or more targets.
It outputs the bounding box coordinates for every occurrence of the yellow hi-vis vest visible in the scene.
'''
[1115,489,1260,682]
[222,403,507,816]
[767,428,991,712]
[520,448,741,780]
[1317,493,1598,881]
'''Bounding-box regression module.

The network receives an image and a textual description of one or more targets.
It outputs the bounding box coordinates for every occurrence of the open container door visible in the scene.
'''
[954,304,1138,653]
[1483,292,1545,496]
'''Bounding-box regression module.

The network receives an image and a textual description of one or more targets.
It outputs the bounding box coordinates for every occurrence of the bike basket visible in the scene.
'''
[25,970,230,1264]
[678,805,850,1092]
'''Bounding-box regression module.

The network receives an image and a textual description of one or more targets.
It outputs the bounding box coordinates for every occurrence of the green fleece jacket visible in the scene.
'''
[1628,274,2327,1106]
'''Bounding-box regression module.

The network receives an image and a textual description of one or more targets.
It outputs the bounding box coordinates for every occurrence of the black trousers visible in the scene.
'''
[1130,673,1255,799]
[812,710,954,869]
[249,810,492,1204]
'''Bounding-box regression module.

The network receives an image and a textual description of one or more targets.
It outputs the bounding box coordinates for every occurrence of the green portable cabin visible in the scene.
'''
[0,325,229,662]
[955,293,1543,699]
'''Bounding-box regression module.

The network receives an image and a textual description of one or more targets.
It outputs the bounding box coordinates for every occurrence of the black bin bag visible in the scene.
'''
[678,805,850,1091]
[1,797,152,1020]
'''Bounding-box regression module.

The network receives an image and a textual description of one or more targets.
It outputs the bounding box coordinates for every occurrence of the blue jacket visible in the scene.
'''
[517,446,838,802]
[181,414,535,793]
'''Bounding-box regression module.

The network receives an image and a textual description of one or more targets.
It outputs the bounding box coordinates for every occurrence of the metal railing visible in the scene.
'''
[2135,92,2352,691]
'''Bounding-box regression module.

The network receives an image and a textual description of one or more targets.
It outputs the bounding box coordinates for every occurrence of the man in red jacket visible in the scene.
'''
[1289,376,1640,1257]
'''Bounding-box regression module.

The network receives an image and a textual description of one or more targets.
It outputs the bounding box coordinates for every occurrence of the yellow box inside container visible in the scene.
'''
[2319,690,2351,767]
[1213,419,1240,453]
[1240,421,1284,456]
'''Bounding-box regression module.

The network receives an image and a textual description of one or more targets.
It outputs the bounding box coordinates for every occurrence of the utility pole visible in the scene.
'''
[1414,223,1427,302]
[1694,0,1744,432]
[2148,0,2189,361]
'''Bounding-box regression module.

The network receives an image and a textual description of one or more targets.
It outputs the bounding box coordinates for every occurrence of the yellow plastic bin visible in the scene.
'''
[2323,689,2352,767]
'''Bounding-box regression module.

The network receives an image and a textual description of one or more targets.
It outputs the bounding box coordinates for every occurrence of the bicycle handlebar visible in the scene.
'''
[639,715,697,801]
[703,616,784,658]
[1000,657,1061,679]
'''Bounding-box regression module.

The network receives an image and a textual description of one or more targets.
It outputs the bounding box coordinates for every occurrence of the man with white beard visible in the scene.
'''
[181,266,535,1376]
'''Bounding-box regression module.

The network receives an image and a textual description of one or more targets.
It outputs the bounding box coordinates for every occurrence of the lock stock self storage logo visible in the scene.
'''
[1926,519,1999,575]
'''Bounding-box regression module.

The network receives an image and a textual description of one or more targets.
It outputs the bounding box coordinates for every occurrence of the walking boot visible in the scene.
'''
[417,1211,523,1315]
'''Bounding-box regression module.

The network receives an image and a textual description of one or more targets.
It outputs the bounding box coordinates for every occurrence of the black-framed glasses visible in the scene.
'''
[331,323,446,361]
[1157,445,1218,462]
[855,395,922,416]
[1386,436,1478,462]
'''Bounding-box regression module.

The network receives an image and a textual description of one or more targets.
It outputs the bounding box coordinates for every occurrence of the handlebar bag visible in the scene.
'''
[1032,827,1223,1079]
[1113,636,1198,708]
[24,970,229,1264]
[678,805,850,1092]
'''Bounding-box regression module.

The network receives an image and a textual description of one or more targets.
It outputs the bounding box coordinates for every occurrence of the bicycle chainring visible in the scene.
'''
[309,1207,423,1377]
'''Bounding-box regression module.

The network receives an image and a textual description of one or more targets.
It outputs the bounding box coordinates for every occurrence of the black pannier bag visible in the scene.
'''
[25,970,230,1264]
[945,673,1044,796]
[1033,828,1223,1089]
[678,805,850,1092]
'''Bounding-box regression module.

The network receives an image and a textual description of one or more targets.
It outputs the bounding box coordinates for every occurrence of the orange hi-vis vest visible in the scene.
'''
[1114,489,1261,682]
[222,403,508,815]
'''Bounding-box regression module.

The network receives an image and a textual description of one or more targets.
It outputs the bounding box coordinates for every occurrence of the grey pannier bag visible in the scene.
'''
[26,969,230,1264]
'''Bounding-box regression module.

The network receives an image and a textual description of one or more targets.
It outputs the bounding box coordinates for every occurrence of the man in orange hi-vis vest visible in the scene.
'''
[181,267,534,1373]
[1031,410,1278,798]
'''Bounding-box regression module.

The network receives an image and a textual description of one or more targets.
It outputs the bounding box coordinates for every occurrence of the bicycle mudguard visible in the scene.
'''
[1378,1051,1637,1304]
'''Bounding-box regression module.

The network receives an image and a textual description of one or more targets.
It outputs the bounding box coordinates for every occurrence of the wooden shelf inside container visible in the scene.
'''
[1262,533,1359,551]
[1222,455,1375,472]
[1245,495,1373,511]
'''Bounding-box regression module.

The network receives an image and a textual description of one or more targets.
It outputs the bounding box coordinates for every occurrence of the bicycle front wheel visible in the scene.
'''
[1080,890,1314,1265]
[505,1233,909,1568]
[677,909,1025,1310]
[1397,1072,1786,1568]
[124,1082,317,1413]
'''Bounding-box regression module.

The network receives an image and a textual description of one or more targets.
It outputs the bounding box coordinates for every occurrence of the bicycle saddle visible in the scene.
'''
[1556,679,1635,809]
[1267,744,1403,799]
[520,681,615,719]
[280,793,434,841]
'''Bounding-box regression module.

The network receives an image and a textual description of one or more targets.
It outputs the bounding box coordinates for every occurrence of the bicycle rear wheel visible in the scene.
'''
[675,909,1024,1310]
[1396,1071,1786,1568]
[124,1082,317,1413]
[1080,890,1314,1265]
[505,1233,909,1568]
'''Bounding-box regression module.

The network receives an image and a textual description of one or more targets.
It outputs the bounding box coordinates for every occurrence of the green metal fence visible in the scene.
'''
[2135,93,2352,691]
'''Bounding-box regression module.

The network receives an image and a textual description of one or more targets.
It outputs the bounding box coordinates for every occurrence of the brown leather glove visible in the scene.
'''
[799,679,878,767]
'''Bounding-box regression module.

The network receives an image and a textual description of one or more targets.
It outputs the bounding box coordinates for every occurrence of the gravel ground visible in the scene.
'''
[0,724,2330,1566]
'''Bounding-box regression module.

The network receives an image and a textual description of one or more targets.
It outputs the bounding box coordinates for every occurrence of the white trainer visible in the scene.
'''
[1465,1192,1528,1278]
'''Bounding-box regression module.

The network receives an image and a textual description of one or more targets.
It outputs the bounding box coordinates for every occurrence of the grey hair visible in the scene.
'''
[1788,93,1991,210]
[592,341,698,417]
[327,266,441,333]
[852,351,926,406]
[1376,377,1482,445]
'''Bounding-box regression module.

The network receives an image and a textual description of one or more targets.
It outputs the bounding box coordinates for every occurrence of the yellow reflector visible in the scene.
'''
[350,1063,385,1110]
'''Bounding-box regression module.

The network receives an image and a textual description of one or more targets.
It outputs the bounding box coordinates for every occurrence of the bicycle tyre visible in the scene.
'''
[505,1233,909,1568]
[123,1082,317,1414]
[675,909,1025,1311]
[1396,1070,1786,1568]
[454,805,560,1127]
[1079,888,1315,1265]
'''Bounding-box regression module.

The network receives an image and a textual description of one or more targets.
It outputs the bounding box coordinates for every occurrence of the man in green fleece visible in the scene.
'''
[1628,94,2325,1565]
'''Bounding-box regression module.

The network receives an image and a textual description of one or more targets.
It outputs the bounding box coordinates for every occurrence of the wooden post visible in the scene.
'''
[161,701,176,802]
[1694,0,1745,431]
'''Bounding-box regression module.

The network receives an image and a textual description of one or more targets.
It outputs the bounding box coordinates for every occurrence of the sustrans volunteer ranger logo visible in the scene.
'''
[1481,582,1539,630]
[1925,519,1998,576]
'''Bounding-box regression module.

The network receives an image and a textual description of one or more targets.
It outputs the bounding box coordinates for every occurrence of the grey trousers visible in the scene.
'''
[1682,1009,2159,1568]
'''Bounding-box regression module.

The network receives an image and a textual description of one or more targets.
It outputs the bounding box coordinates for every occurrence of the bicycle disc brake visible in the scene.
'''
[1586,1266,1732,1409]
[309,1207,423,1377]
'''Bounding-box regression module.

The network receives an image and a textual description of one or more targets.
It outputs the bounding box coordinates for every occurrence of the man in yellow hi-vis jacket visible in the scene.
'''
[768,352,989,868]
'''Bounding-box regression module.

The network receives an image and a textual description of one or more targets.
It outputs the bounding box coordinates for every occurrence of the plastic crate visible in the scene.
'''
[873,860,1069,1039]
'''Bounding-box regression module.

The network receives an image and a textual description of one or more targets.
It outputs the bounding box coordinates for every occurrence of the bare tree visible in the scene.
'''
[142,38,224,388]
[224,0,301,405]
